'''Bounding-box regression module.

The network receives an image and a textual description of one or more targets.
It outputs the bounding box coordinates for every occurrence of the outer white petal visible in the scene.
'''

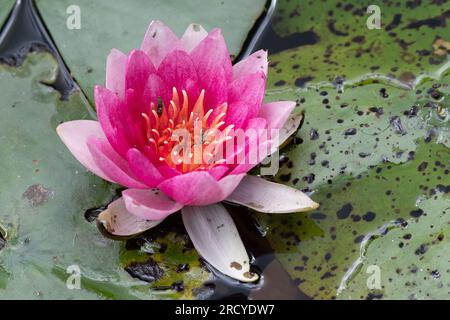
[105,49,127,99]
[271,112,303,152]
[180,23,208,52]
[182,204,258,282]
[97,198,163,236]
[226,175,319,213]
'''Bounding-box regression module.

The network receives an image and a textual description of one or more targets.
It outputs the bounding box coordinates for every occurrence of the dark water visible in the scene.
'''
[0,0,311,300]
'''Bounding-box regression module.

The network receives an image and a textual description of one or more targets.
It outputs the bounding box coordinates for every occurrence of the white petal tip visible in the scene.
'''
[226,175,319,214]
[97,198,162,236]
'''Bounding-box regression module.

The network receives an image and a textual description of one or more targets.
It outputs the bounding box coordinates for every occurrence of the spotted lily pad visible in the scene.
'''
[338,193,449,300]
[0,52,208,299]
[268,0,450,88]
[35,0,267,102]
[266,72,450,190]
[254,43,450,298]
[257,139,449,299]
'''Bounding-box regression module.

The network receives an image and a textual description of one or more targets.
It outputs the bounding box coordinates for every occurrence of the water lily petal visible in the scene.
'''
[233,50,268,79]
[181,23,208,52]
[157,164,181,179]
[56,120,111,181]
[207,165,229,180]
[226,175,319,213]
[271,112,303,152]
[217,173,246,196]
[97,198,163,236]
[258,101,296,130]
[87,136,147,189]
[158,171,224,206]
[228,71,266,120]
[126,148,164,187]
[95,86,141,157]
[106,49,127,99]
[141,20,181,67]
[122,188,183,220]
[203,65,228,110]
[125,49,156,96]
[143,73,172,108]
[158,50,199,99]
[225,117,269,175]
[191,28,232,81]
[182,204,258,282]
[225,101,248,129]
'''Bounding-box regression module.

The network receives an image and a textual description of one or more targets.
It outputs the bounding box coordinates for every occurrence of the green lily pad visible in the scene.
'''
[0,52,208,299]
[265,71,450,190]
[338,193,449,300]
[256,140,449,299]
[35,0,267,102]
[255,50,450,299]
[268,0,450,88]
[0,0,14,28]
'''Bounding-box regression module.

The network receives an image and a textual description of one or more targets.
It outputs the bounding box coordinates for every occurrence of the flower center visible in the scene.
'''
[141,88,234,173]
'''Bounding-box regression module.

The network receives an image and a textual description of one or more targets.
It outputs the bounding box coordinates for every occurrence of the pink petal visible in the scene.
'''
[97,197,163,236]
[182,204,258,282]
[229,118,271,175]
[208,165,229,180]
[143,73,172,109]
[258,101,296,130]
[125,49,156,96]
[191,29,232,89]
[180,23,208,52]
[233,50,268,79]
[157,165,181,179]
[141,20,181,67]
[225,101,249,129]
[217,173,246,197]
[228,71,266,120]
[122,188,183,220]
[203,66,228,110]
[226,175,319,213]
[94,86,135,157]
[87,136,147,189]
[230,140,272,175]
[106,49,127,99]
[157,50,199,99]
[126,148,164,188]
[56,120,111,181]
[158,171,224,206]
[225,117,267,166]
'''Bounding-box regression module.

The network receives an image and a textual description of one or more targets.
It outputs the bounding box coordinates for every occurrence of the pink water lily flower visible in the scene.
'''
[57,21,318,282]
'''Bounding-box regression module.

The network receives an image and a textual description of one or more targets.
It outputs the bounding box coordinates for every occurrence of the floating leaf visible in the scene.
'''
[0,0,14,27]
[338,193,449,300]
[257,140,449,299]
[268,0,450,88]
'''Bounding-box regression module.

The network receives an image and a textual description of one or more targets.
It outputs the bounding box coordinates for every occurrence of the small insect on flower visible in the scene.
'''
[57,21,318,282]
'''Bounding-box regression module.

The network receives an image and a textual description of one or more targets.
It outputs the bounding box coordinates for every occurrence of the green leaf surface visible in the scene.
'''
[257,140,449,299]
[0,52,208,299]
[256,43,450,300]
[268,0,450,88]
[338,193,449,300]
[266,72,450,190]
[0,0,14,28]
[35,0,267,102]
[257,1,450,299]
